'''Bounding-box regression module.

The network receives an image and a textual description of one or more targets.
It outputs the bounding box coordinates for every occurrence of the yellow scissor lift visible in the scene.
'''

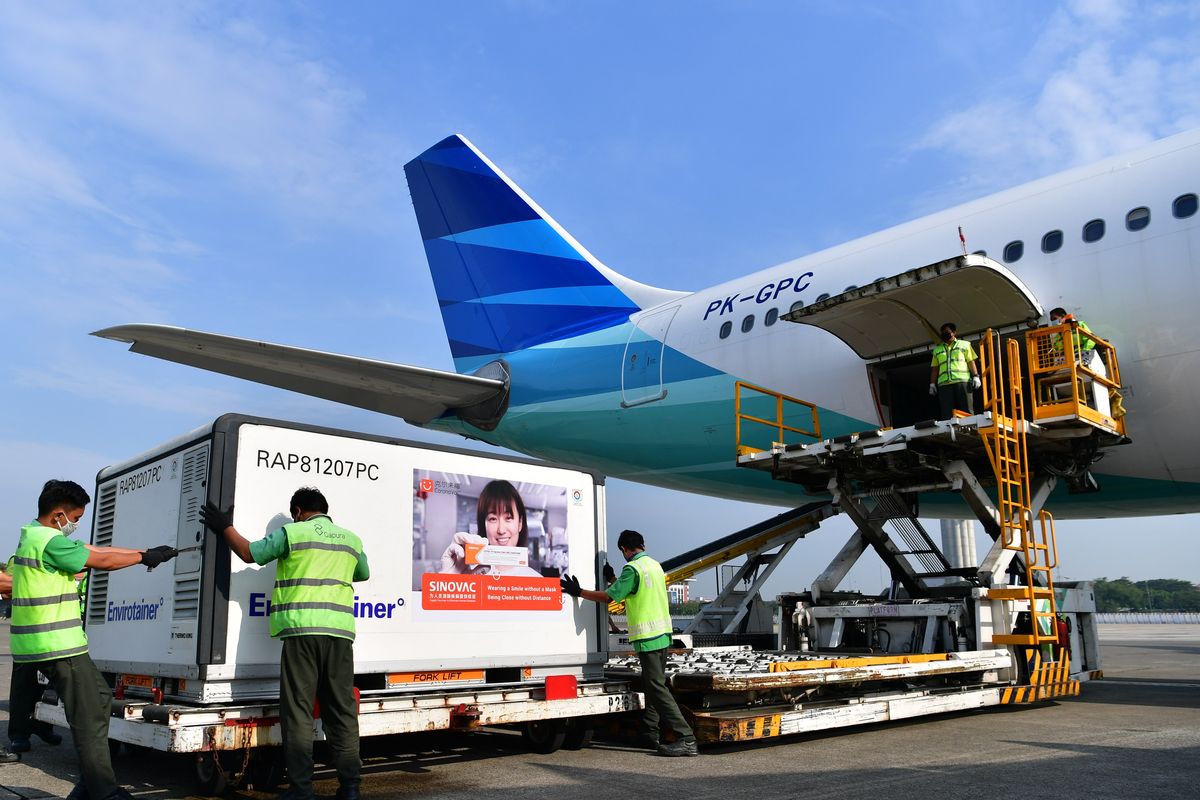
[977,322,1124,701]
[724,320,1127,723]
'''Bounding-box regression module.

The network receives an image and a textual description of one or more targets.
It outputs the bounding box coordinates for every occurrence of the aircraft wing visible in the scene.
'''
[92,324,507,425]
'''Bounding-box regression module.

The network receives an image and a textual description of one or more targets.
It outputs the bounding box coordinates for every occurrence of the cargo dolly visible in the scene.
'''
[35,414,641,794]
[39,677,638,793]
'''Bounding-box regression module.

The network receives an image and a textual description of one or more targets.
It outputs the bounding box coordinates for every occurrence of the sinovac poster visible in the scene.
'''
[412,470,568,611]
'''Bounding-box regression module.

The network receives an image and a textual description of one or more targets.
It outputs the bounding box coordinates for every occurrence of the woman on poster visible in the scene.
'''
[439,479,541,577]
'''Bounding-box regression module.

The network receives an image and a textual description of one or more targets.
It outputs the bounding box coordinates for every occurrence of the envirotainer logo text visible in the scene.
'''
[107,597,165,622]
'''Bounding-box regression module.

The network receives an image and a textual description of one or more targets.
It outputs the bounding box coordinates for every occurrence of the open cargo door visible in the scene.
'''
[781,254,1043,360]
[782,254,1044,427]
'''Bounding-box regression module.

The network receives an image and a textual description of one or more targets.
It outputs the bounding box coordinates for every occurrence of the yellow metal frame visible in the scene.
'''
[663,506,831,585]
[1025,322,1125,436]
[769,653,949,673]
[734,381,821,456]
[977,331,1060,647]
[1000,650,1080,703]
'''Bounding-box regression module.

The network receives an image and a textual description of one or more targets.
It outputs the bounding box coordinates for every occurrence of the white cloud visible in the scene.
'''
[0,113,108,217]
[12,361,244,417]
[0,4,394,220]
[0,440,116,555]
[917,0,1200,192]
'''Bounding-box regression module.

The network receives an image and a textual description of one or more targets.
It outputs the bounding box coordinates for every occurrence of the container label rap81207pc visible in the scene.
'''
[255,450,380,480]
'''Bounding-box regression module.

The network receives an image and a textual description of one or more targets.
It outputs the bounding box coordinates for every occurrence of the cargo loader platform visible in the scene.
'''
[605,646,1012,743]
[632,324,1123,743]
[735,408,1121,497]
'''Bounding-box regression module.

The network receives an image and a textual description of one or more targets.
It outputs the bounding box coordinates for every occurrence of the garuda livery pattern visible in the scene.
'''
[96,130,1200,518]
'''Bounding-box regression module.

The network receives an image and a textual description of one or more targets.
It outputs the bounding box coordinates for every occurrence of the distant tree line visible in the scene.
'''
[1093,578,1200,612]
[670,600,704,615]
[667,582,1200,614]
[670,599,779,615]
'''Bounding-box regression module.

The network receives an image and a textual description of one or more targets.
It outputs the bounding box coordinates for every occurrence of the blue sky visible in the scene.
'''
[2,1,1198,596]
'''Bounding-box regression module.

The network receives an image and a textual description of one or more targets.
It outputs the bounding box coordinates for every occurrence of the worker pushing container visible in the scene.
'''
[81,414,610,703]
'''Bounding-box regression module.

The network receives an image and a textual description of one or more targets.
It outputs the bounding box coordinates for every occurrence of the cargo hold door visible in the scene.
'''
[780,254,1043,360]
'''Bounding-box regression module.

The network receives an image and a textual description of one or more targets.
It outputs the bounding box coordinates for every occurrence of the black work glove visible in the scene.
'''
[141,545,178,569]
[559,574,582,598]
[200,502,233,534]
[602,562,616,584]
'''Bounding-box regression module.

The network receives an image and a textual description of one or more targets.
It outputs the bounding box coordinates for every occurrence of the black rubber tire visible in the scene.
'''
[521,719,567,754]
[194,752,230,796]
[247,748,286,791]
[562,718,594,750]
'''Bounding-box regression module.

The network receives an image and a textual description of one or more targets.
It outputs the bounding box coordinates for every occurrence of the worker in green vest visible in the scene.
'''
[202,487,369,800]
[929,321,981,419]
[0,570,19,763]
[8,479,177,799]
[560,529,698,757]
[1049,307,1098,364]
[7,559,65,754]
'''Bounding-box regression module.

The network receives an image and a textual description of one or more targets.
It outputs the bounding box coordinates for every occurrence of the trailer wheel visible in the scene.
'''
[562,718,594,750]
[194,752,230,796]
[247,748,285,791]
[521,719,566,754]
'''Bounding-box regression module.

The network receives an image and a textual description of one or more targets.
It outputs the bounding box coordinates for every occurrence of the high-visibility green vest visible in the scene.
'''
[77,573,88,614]
[8,524,89,663]
[623,555,672,644]
[1053,318,1096,355]
[270,516,362,641]
[932,339,976,385]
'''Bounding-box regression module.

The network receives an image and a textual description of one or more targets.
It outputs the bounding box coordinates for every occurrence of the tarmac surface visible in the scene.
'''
[2,624,1197,800]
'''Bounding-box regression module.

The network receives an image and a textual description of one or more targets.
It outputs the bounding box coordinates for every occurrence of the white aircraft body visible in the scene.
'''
[96,129,1200,519]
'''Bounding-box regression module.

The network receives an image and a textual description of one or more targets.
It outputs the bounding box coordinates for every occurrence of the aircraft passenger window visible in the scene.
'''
[972,250,987,257]
[789,300,804,314]
[1082,218,1105,243]
[816,293,830,302]
[1003,240,1024,263]
[1125,207,1150,231]
[1041,230,1063,253]
[1174,193,1198,218]
[741,315,755,333]
[844,285,857,292]
[719,321,732,339]
[765,308,779,327]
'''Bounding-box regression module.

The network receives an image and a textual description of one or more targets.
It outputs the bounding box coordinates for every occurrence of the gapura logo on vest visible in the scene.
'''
[310,521,346,540]
[107,596,165,622]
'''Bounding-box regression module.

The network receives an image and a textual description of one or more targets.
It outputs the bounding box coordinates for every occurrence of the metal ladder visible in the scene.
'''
[977,332,1059,648]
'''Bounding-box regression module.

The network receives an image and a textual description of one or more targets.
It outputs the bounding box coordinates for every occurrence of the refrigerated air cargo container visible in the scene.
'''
[37,415,637,787]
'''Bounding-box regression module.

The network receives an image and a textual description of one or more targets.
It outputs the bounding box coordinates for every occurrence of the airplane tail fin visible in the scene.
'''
[404,135,670,367]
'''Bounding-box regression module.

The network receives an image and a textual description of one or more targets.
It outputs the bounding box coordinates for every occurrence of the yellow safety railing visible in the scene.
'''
[977,331,1060,648]
[1026,321,1125,436]
[734,381,821,456]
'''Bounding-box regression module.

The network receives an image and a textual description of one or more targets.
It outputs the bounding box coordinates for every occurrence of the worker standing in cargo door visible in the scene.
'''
[561,530,698,757]
[8,479,177,800]
[929,322,981,419]
[202,487,368,800]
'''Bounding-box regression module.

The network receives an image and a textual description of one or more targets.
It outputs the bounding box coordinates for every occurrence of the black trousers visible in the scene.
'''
[279,635,361,798]
[637,647,694,741]
[937,381,973,419]
[8,660,55,741]
[38,655,119,799]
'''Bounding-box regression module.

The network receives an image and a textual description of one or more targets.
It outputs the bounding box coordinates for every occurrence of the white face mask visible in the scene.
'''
[58,515,80,537]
